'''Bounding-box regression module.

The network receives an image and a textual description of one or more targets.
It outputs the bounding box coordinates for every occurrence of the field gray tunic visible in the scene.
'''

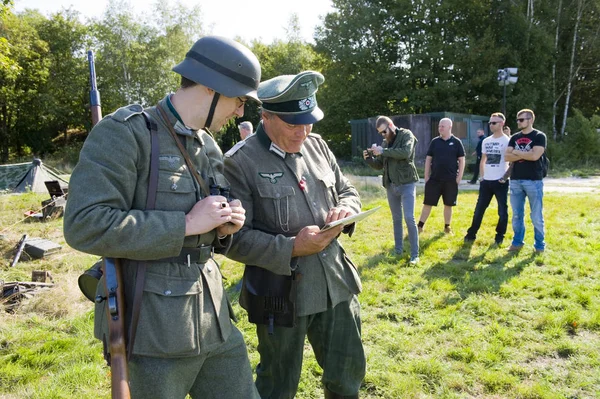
[223,122,362,317]
[64,96,234,357]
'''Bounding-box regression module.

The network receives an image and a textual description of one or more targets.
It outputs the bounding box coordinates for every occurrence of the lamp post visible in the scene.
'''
[497,68,518,116]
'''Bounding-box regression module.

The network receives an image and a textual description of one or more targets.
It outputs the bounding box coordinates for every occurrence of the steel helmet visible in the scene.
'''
[173,36,261,104]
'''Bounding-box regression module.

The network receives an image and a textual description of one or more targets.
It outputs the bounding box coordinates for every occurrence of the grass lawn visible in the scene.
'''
[1,185,599,398]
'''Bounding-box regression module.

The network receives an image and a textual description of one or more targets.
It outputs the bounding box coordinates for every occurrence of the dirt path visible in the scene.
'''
[348,175,600,193]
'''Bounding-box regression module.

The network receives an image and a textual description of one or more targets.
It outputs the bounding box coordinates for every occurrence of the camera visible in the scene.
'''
[366,148,375,157]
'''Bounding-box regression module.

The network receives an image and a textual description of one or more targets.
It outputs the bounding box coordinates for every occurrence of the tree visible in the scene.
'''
[0,10,50,161]
[34,9,89,145]
[89,0,204,115]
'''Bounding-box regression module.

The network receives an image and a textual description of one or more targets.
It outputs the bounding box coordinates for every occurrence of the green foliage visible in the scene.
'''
[548,109,600,168]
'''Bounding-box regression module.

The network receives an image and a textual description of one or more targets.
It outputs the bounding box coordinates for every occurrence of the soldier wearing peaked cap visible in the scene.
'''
[64,36,261,398]
[224,71,366,399]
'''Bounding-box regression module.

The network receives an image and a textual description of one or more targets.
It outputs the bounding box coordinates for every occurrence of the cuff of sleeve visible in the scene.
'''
[343,222,355,237]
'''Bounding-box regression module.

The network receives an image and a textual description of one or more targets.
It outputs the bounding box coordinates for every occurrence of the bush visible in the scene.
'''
[550,109,600,170]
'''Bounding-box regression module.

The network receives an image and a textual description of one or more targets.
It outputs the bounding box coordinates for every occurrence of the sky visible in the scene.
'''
[13,0,334,44]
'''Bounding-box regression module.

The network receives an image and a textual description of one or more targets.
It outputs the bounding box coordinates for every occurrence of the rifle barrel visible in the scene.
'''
[88,50,102,126]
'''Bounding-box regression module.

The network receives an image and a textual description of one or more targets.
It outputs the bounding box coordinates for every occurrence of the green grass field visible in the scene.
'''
[1,185,599,398]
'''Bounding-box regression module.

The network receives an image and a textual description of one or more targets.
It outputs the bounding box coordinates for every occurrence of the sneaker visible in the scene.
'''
[418,225,423,234]
[464,235,475,243]
[494,240,503,247]
[444,226,453,234]
[508,245,523,252]
[535,248,545,254]
[409,256,419,265]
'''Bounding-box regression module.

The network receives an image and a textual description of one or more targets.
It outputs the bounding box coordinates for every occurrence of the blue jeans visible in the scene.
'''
[466,179,509,243]
[386,182,419,257]
[509,179,545,250]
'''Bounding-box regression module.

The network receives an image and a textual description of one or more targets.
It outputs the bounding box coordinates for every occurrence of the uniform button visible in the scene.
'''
[313,202,317,206]
[171,183,177,191]
[276,193,281,198]
[164,290,172,295]
[206,264,213,272]
[322,253,327,257]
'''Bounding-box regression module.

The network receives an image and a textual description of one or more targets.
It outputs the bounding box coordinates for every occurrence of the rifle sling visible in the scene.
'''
[126,111,160,361]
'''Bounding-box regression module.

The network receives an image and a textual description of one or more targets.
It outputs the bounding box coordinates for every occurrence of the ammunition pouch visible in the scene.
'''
[240,265,298,334]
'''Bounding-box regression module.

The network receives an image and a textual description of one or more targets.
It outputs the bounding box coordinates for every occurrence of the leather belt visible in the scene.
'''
[149,245,213,265]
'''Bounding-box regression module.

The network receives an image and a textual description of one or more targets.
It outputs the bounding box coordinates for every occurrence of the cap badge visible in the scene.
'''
[298,95,316,111]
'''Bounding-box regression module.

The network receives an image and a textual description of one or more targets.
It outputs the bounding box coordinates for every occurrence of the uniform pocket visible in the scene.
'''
[133,272,202,357]
[256,184,298,233]
[318,170,339,209]
[155,170,196,211]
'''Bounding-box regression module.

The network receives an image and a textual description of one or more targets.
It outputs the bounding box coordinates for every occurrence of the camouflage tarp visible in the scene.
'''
[0,159,68,193]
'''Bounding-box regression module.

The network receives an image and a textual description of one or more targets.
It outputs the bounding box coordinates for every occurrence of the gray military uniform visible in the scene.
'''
[224,122,366,398]
[64,96,258,398]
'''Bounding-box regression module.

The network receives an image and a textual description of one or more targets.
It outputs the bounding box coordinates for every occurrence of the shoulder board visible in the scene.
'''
[110,104,144,123]
[307,132,322,139]
[224,140,247,158]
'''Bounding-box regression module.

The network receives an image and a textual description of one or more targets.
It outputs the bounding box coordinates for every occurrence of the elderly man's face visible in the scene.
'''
[263,113,312,153]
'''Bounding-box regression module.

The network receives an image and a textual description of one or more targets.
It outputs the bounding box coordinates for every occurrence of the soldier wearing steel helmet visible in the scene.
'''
[224,71,365,399]
[64,36,261,398]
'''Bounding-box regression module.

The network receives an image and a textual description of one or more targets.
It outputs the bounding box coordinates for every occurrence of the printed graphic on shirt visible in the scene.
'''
[482,135,509,181]
[514,137,534,153]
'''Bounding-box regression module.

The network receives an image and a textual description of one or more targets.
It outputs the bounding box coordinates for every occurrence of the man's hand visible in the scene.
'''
[292,225,344,257]
[185,195,235,236]
[216,199,246,237]
[362,150,370,160]
[325,206,354,224]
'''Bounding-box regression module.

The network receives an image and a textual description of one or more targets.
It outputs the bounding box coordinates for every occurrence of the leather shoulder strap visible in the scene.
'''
[156,105,211,198]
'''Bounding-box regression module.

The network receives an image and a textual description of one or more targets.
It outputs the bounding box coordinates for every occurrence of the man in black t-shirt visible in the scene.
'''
[505,108,547,253]
[417,118,466,234]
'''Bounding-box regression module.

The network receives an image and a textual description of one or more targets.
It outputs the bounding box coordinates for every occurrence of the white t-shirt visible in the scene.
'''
[482,134,510,181]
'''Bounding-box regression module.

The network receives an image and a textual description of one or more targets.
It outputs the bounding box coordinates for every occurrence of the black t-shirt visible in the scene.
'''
[427,135,466,181]
[508,129,547,180]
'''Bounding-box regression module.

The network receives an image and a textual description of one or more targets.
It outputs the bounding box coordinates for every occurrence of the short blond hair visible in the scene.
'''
[517,109,535,121]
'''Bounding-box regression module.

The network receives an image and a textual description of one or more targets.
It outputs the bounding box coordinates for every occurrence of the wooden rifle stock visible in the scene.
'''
[103,257,131,399]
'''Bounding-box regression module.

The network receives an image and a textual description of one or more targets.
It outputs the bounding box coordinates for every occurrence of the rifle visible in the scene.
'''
[88,51,130,398]
[88,50,102,126]
[10,234,28,267]
[102,257,131,399]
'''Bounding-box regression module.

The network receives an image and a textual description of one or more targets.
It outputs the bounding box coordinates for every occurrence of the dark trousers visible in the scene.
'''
[466,179,509,242]
[255,296,365,399]
[469,157,481,182]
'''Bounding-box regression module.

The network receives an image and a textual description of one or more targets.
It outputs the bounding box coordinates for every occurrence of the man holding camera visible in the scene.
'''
[364,116,419,264]
[224,71,365,399]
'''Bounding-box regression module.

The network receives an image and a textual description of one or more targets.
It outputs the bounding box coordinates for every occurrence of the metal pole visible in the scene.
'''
[503,80,507,116]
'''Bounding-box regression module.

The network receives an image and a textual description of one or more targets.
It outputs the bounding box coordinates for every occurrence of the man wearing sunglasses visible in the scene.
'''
[504,109,547,253]
[464,113,510,245]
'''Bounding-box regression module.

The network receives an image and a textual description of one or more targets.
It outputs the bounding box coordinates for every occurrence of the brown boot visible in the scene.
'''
[324,387,358,399]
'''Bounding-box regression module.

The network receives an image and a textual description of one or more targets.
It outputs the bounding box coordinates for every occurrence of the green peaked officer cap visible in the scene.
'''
[258,71,324,125]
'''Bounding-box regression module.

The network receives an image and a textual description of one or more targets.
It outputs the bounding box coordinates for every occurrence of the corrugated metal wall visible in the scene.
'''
[350,113,490,165]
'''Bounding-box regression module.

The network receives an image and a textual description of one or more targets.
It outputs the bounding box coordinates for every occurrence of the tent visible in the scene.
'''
[0,159,69,194]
